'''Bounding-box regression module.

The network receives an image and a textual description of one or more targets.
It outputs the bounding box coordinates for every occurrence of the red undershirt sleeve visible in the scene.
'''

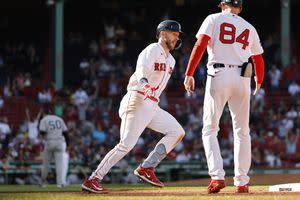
[251,54,265,84]
[185,34,210,76]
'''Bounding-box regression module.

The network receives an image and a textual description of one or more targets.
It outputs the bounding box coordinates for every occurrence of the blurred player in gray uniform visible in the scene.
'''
[39,109,69,188]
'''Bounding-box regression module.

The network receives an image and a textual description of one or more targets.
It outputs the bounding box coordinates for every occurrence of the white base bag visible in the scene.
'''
[269,183,300,192]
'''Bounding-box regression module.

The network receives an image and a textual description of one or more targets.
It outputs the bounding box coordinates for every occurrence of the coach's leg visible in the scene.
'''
[202,76,228,180]
[144,107,185,168]
[228,77,251,186]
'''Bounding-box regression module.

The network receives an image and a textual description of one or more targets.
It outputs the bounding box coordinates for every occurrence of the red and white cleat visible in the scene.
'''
[236,184,249,193]
[81,177,107,194]
[207,179,226,194]
[134,165,164,187]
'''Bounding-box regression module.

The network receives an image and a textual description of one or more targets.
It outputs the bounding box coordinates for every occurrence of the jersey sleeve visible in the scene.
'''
[135,46,156,81]
[196,15,214,39]
[39,118,46,132]
[249,27,264,56]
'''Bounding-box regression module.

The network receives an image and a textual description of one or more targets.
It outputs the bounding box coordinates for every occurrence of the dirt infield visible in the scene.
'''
[167,173,300,186]
[75,174,300,197]
[80,189,300,197]
[1,174,300,199]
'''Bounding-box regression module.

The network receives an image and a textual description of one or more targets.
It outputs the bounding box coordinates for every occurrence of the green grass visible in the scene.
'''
[0,184,300,200]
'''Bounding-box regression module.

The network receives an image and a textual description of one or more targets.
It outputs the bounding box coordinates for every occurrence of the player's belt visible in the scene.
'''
[136,91,159,102]
[213,63,242,68]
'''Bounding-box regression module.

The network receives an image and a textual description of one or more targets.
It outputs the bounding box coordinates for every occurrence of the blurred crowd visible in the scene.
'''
[0,8,300,184]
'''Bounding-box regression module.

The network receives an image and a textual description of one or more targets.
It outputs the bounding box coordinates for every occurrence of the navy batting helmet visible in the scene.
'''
[219,0,243,7]
[156,20,184,50]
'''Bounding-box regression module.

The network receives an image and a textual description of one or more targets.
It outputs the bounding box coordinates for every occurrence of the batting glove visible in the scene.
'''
[143,83,156,98]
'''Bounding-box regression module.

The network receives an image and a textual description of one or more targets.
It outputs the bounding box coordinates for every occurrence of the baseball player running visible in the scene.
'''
[184,0,265,194]
[39,109,69,188]
[82,20,185,193]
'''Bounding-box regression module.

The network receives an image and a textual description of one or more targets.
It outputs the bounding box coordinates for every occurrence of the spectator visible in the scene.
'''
[24,73,32,87]
[38,88,53,104]
[79,59,90,70]
[73,86,89,121]
[92,123,106,143]
[288,81,300,96]
[176,150,190,162]
[264,149,282,167]
[286,106,298,119]
[3,81,13,98]
[25,108,42,143]
[269,65,281,91]
[104,21,115,39]
[0,117,11,141]
[108,74,119,96]
[285,132,298,156]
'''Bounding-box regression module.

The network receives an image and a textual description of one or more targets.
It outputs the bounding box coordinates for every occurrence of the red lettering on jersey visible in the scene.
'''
[236,29,250,50]
[154,63,167,71]
[159,63,166,71]
[219,23,250,50]
[154,63,159,71]
[219,23,236,44]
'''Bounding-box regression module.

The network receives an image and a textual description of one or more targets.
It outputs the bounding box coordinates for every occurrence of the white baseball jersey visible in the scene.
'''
[127,43,175,100]
[196,10,264,68]
[39,115,68,141]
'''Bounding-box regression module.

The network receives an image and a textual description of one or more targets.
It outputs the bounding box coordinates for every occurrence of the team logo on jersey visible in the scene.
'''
[154,63,166,71]
[154,63,173,75]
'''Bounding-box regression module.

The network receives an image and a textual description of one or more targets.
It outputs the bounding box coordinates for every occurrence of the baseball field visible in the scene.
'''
[1,174,300,200]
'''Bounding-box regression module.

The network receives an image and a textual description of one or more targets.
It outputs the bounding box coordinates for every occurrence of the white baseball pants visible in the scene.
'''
[202,65,251,186]
[92,91,185,180]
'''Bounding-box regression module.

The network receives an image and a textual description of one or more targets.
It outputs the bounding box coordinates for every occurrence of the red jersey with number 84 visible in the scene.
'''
[196,11,263,68]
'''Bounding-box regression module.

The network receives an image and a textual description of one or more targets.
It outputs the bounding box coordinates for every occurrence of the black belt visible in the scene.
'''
[213,63,243,68]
